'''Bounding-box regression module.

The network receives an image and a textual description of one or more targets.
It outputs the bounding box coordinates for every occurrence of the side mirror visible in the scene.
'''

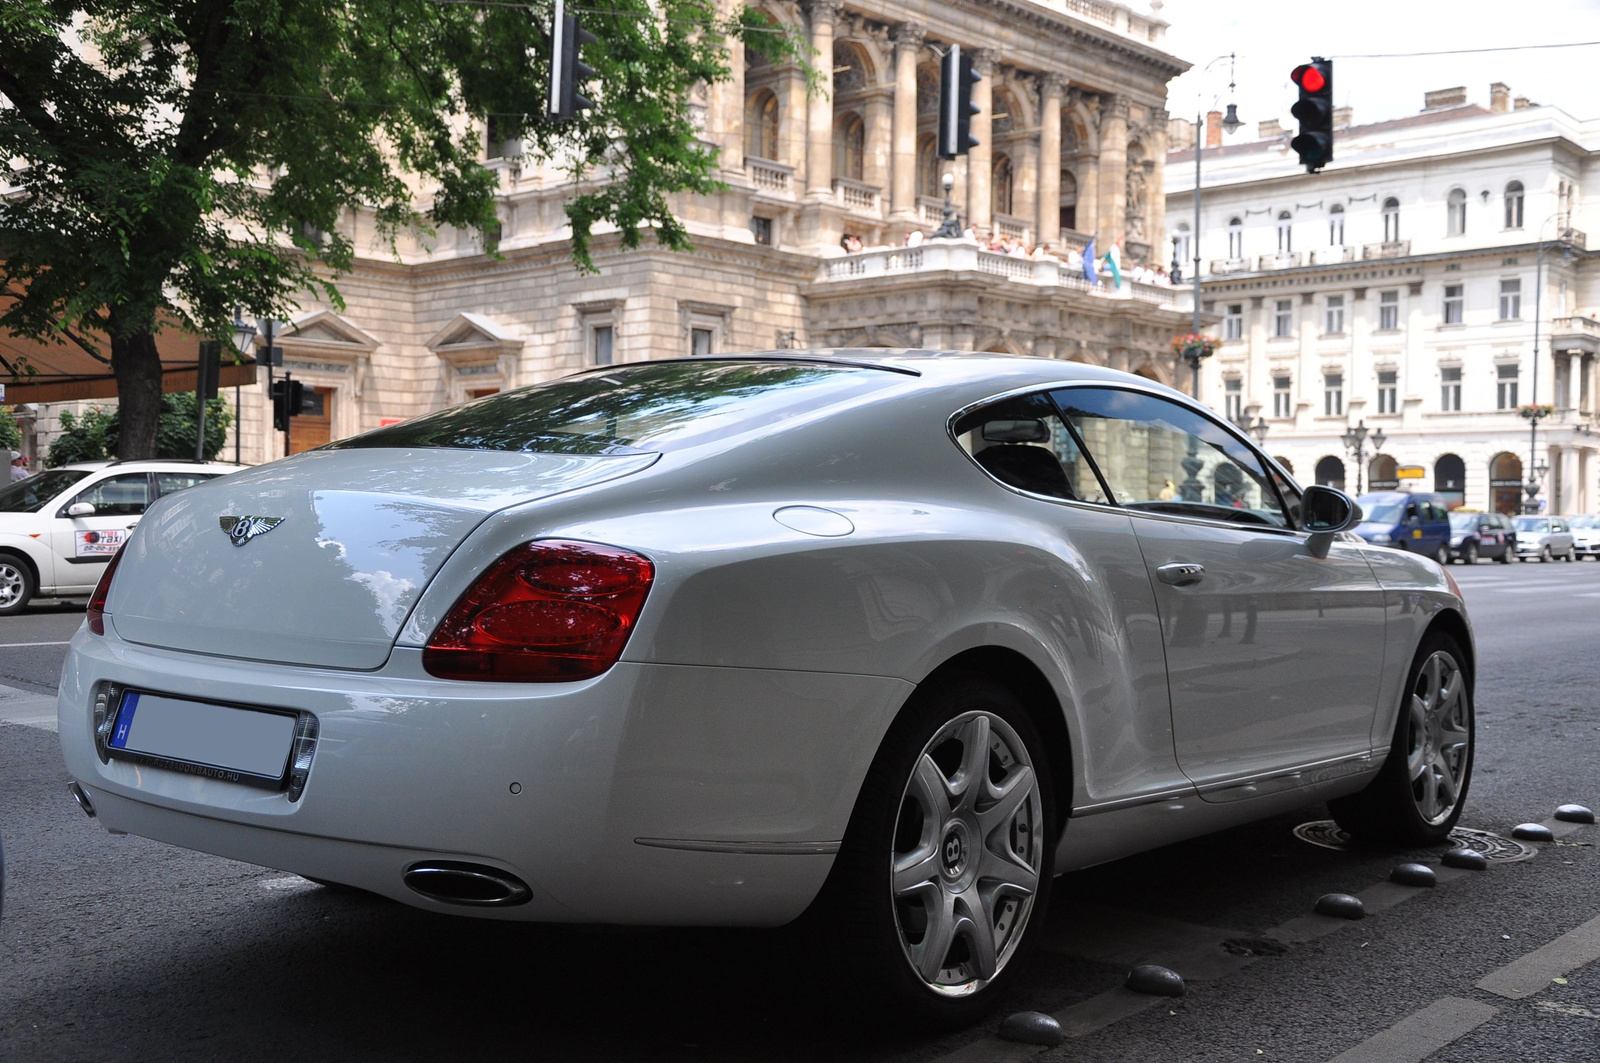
[67,502,96,517]
[1302,485,1358,558]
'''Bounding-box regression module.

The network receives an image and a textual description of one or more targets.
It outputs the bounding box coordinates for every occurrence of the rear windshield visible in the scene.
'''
[1449,513,1478,530]
[1361,501,1403,524]
[1514,517,1549,533]
[328,360,901,455]
[0,469,91,513]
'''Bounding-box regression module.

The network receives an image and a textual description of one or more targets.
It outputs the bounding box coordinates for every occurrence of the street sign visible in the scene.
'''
[1396,465,1426,480]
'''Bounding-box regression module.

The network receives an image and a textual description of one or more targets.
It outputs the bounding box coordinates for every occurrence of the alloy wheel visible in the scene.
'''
[1404,651,1471,826]
[1462,543,1477,565]
[0,563,25,609]
[890,710,1043,997]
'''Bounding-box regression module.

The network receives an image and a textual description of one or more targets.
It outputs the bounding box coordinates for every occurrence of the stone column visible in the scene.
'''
[713,0,745,171]
[889,23,924,221]
[863,92,892,195]
[966,49,998,235]
[1036,75,1065,248]
[1148,109,1169,261]
[1014,138,1039,242]
[804,0,841,198]
[1096,94,1129,249]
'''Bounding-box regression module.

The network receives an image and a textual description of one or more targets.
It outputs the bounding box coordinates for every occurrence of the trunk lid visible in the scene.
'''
[109,448,657,669]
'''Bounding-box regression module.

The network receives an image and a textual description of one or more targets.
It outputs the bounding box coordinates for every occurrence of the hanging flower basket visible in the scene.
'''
[1171,333,1219,361]
[1518,403,1553,421]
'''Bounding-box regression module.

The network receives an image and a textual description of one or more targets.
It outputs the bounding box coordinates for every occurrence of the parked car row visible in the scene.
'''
[1352,490,1600,564]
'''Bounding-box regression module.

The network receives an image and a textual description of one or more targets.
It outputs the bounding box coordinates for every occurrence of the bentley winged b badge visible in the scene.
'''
[219,515,286,547]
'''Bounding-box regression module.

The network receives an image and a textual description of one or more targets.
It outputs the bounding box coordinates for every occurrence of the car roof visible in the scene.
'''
[58,459,244,472]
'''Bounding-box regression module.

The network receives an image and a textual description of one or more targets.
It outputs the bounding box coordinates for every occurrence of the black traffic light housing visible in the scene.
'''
[196,341,221,401]
[938,44,981,159]
[1290,58,1334,173]
[272,378,310,432]
[548,0,597,121]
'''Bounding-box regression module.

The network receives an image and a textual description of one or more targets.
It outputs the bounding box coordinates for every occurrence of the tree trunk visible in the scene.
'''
[109,318,165,460]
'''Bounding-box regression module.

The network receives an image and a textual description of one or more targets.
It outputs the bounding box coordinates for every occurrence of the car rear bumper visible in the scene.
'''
[58,627,912,925]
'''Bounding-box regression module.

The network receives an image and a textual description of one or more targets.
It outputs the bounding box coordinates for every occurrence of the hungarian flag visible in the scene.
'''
[1106,239,1125,288]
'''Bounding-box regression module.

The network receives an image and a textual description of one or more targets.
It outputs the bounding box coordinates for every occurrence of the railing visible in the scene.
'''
[1257,251,1303,270]
[1056,0,1118,25]
[816,238,1191,310]
[746,156,793,194]
[1209,257,1249,274]
[918,196,947,229]
[994,214,1029,243]
[833,178,881,214]
[1309,245,1356,265]
[1056,228,1091,253]
[1552,316,1600,336]
[1561,228,1588,250]
[1362,240,1411,259]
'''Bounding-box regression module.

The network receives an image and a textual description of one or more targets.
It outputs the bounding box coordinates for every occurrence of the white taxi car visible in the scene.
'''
[0,460,241,614]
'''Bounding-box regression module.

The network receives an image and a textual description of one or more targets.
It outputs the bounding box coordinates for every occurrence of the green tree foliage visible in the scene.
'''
[1,0,808,459]
[0,407,20,451]
[46,393,233,466]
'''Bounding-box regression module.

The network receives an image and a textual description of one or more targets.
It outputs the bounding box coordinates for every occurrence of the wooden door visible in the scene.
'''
[288,387,333,453]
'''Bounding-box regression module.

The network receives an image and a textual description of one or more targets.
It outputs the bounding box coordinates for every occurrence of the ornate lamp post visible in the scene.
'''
[1234,412,1269,445]
[933,170,961,239]
[1341,420,1386,494]
[228,310,257,465]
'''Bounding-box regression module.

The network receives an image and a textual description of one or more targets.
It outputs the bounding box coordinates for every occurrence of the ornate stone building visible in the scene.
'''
[16,0,1193,465]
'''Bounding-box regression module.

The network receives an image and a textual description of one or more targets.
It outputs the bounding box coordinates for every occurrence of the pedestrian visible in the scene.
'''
[9,452,29,482]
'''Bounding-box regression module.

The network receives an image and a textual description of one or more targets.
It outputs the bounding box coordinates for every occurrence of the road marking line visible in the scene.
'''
[1054,985,1163,1038]
[0,640,73,647]
[1476,912,1600,999]
[1324,996,1497,1063]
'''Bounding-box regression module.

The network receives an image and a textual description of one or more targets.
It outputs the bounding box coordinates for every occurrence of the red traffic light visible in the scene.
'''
[1292,64,1326,93]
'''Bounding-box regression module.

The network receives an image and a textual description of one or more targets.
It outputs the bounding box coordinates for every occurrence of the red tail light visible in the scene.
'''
[86,545,126,636]
[423,540,655,682]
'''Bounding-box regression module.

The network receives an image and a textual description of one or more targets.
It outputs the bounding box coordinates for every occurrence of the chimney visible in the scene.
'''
[1514,96,1532,110]
[1423,86,1468,111]
[1205,109,1222,148]
[1258,119,1284,139]
[1168,116,1195,152]
[1332,106,1353,130]
[1490,82,1511,113]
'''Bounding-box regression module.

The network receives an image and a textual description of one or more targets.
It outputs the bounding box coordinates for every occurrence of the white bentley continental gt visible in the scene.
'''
[58,353,1474,1020]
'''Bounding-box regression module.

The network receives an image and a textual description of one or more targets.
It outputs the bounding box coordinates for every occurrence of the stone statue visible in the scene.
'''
[1125,165,1147,241]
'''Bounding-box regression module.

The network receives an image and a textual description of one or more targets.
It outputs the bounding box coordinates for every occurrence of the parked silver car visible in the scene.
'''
[1569,515,1600,559]
[1513,515,1577,562]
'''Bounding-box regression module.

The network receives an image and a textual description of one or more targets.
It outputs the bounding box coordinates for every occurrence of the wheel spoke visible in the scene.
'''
[1438,721,1470,752]
[892,847,942,897]
[976,764,1035,838]
[1406,695,1429,780]
[977,841,1039,897]
[1417,767,1439,820]
[910,753,953,825]
[956,895,999,981]
[912,888,958,982]
[1432,753,1459,810]
[950,715,992,814]
[1423,655,1444,710]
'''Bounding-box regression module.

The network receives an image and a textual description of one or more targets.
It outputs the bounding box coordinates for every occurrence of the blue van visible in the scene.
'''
[1355,491,1453,563]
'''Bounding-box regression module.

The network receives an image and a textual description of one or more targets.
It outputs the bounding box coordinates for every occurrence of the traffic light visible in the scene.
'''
[1290,57,1334,173]
[938,44,981,159]
[196,341,221,401]
[272,379,308,431]
[548,0,597,121]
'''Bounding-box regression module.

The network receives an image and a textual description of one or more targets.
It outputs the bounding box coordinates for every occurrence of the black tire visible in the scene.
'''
[1541,545,1552,563]
[1461,542,1478,565]
[1566,547,1577,562]
[1329,632,1473,846]
[0,554,34,617]
[803,671,1056,1028]
[1498,544,1514,564]
[1433,544,1450,567]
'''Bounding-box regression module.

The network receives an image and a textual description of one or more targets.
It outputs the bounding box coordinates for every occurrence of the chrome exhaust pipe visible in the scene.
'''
[402,861,531,907]
[68,782,96,819]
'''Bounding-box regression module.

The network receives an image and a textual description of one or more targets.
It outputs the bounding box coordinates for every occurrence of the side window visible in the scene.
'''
[70,474,151,517]
[1052,387,1290,528]
[1271,468,1302,530]
[952,392,1108,504]
[155,472,217,495]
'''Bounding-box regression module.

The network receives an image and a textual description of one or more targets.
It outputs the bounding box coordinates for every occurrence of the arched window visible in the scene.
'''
[993,154,1014,216]
[1060,170,1078,232]
[916,134,939,198]
[1447,188,1467,236]
[1328,204,1345,246]
[833,44,868,95]
[992,90,1017,136]
[1315,455,1346,490]
[1062,114,1082,154]
[1277,210,1293,252]
[833,112,864,181]
[1174,221,1191,268]
[1435,453,1466,508]
[1489,452,1523,514]
[1369,454,1399,490]
[917,64,940,117]
[1383,197,1400,242]
[744,89,779,162]
[1505,181,1525,229]
[1228,216,1243,258]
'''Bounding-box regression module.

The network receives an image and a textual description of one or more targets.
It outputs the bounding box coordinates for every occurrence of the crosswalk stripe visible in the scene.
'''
[1324,996,1498,1063]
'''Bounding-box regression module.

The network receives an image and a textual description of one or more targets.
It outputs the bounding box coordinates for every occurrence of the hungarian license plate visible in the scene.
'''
[107,690,297,785]
[75,528,125,557]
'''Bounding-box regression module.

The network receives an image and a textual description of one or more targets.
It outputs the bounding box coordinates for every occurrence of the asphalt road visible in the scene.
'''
[2,559,1599,1062]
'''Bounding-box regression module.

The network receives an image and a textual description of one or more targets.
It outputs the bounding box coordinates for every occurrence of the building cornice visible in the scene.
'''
[1201,239,1595,289]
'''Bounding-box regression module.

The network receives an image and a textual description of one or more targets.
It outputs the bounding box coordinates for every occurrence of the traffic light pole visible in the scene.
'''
[1190,54,1239,399]
[284,371,293,457]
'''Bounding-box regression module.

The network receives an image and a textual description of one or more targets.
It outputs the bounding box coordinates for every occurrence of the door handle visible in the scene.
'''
[1157,562,1205,586]
[125,523,139,530]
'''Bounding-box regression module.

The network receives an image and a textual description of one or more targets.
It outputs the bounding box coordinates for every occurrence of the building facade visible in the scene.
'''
[1167,84,1600,515]
[21,0,1197,466]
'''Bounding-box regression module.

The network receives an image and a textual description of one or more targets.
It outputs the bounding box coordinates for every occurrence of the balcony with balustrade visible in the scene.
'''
[745,157,794,198]
[833,178,881,216]
[1362,240,1411,260]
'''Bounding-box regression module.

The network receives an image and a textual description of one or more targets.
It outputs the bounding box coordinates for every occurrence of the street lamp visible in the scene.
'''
[933,170,961,239]
[229,310,257,465]
[1341,420,1386,495]
[1189,55,1242,399]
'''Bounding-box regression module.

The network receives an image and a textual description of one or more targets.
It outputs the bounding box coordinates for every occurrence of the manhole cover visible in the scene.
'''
[1291,821,1536,863]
